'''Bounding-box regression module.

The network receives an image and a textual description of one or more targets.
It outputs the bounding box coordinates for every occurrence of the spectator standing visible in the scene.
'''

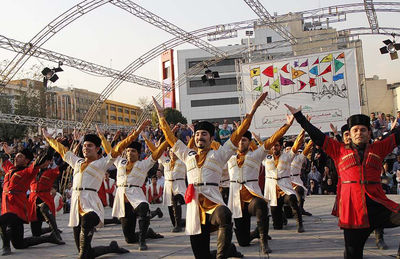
[219,120,231,145]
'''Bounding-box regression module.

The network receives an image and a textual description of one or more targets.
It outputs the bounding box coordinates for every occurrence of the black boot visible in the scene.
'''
[375,228,388,250]
[257,221,272,254]
[294,208,305,233]
[24,232,64,247]
[300,198,312,216]
[40,204,64,244]
[73,227,80,251]
[0,226,11,256]
[172,205,182,232]
[146,228,164,239]
[138,217,150,251]
[150,208,163,219]
[41,227,63,235]
[92,241,129,257]
[168,206,175,229]
[78,228,94,259]
[216,224,233,259]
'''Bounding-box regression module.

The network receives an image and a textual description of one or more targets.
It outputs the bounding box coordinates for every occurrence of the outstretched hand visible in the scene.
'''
[152,97,164,117]
[330,123,338,134]
[286,114,294,125]
[1,142,12,155]
[95,125,103,136]
[42,128,52,139]
[138,119,151,132]
[249,92,268,116]
[284,104,302,115]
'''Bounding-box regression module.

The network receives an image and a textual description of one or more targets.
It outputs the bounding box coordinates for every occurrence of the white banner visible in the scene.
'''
[241,48,361,137]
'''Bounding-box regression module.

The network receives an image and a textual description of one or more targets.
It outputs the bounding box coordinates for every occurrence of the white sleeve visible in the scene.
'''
[252,145,269,163]
[140,157,157,173]
[63,151,81,168]
[98,153,116,170]
[214,139,237,165]
[171,139,194,163]
[113,156,123,167]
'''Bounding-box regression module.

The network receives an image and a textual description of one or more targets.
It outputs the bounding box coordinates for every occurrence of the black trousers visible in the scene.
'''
[168,194,185,227]
[120,202,149,243]
[30,200,48,237]
[343,195,400,259]
[72,212,100,254]
[220,187,229,205]
[234,197,269,246]
[189,205,232,259]
[270,194,301,229]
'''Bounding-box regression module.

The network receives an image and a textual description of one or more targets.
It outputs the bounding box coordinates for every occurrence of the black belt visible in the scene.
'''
[117,184,140,188]
[165,178,185,181]
[291,174,300,177]
[3,190,22,194]
[342,181,380,184]
[230,179,258,184]
[220,179,230,183]
[194,183,218,186]
[267,176,290,180]
[32,190,50,193]
[74,188,97,192]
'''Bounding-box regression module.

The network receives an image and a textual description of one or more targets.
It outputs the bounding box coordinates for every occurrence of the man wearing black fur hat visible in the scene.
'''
[28,147,64,244]
[263,119,305,233]
[227,116,294,254]
[286,103,400,259]
[331,123,389,251]
[153,92,267,259]
[0,144,62,256]
[97,121,169,251]
[43,128,131,259]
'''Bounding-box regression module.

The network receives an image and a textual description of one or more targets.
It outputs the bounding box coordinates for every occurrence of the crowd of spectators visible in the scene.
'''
[2,111,400,215]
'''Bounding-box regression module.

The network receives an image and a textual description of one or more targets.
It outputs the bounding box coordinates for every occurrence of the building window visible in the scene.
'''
[125,109,129,114]
[189,77,237,88]
[110,105,116,111]
[191,97,239,107]
[131,119,136,123]
[267,36,272,43]
[110,116,116,121]
[117,107,123,113]
[131,110,136,115]
[124,118,130,122]
[118,117,123,121]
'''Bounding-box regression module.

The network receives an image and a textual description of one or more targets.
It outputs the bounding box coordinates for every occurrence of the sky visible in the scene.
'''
[1,0,400,107]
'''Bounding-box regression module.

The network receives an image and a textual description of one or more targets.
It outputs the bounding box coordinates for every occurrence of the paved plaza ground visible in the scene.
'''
[7,195,400,258]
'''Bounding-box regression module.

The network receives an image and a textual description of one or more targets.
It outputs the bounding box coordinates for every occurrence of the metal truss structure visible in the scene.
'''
[364,0,379,33]
[0,34,165,90]
[0,112,130,131]
[243,0,297,44]
[1,1,400,129]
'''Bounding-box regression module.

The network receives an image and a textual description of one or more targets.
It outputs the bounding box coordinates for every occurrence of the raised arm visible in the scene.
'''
[303,139,314,156]
[111,120,151,158]
[291,129,305,154]
[263,114,294,150]
[42,129,69,159]
[230,92,268,146]
[142,133,157,153]
[96,125,112,155]
[152,97,178,147]
[151,141,169,160]
[252,132,263,146]
[284,104,326,147]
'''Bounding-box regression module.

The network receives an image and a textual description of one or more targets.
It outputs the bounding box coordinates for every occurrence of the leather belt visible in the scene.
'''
[117,184,140,188]
[220,179,230,183]
[230,179,258,184]
[2,190,22,194]
[291,174,300,177]
[342,181,380,184]
[74,188,97,192]
[267,176,290,180]
[194,182,218,186]
[165,178,185,181]
[32,190,50,193]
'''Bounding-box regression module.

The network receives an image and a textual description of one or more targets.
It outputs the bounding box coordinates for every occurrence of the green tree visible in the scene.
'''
[164,108,187,125]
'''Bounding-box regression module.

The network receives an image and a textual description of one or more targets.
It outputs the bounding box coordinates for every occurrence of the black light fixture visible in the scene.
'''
[380,34,400,60]
[201,67,219,86]
[42,61,63,88]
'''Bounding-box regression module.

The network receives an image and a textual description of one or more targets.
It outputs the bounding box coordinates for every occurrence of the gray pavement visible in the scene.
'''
[7,195,400,258]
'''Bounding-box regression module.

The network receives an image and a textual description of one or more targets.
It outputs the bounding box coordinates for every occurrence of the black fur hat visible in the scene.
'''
[20,148,34,161]
[127,141,142,154]
[83,134,101,147]
[341,124,349,134]
[243,131,252,141]
[194,121,215,137]
[347,114,370,130]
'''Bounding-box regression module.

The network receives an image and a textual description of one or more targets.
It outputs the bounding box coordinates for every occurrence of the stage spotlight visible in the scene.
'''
[380,34,400,60]
[42,62,63,88]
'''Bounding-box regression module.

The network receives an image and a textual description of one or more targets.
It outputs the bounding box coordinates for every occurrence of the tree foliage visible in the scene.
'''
[164,108,187,125]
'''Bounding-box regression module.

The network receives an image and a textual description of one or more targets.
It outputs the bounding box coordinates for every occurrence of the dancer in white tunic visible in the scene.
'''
[263,127,305,233]
[290,134,313,216]
[43,129,129,258]
[144,136,187,232]
[228,117,293,254]
[153,93,267,259]
[99,121,168,251]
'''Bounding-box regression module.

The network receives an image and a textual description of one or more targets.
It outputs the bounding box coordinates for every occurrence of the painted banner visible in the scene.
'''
[241,48,361,137]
